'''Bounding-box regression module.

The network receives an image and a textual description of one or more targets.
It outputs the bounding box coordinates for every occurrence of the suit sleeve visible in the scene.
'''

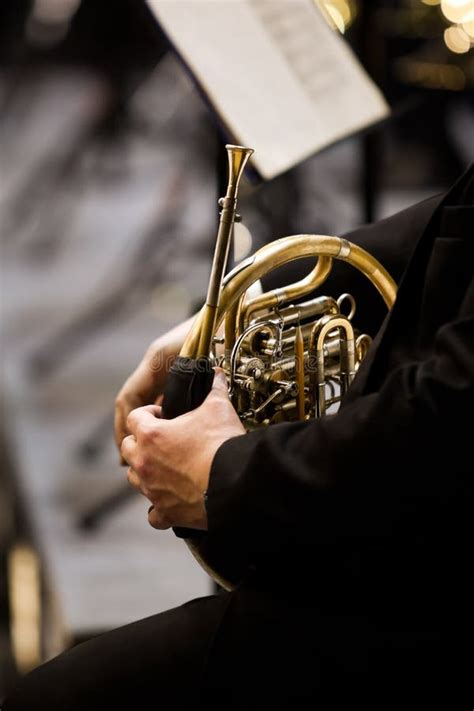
[206,275,474,558]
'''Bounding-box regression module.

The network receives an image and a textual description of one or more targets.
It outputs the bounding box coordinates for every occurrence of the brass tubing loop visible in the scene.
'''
[182,234,397,359]
[308,315,356,417]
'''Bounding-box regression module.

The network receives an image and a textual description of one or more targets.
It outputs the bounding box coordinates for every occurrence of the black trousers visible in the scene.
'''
[0,590,379,710]
[3,594,231,710]
[3,587,369,710]
[4,577,471,710]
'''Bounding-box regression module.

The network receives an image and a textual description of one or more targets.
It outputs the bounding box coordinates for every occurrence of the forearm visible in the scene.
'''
[206,278,474,557]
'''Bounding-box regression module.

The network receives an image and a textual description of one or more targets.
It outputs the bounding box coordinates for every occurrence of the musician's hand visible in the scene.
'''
[120,369,245,530]
[114,316,195,461]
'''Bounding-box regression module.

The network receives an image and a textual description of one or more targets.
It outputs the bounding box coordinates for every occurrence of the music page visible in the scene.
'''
[147,0,389,179]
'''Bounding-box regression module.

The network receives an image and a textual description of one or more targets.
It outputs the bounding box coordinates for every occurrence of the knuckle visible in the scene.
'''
[135,456,149,477]
[138,425,155,445]
[120,438,133,461]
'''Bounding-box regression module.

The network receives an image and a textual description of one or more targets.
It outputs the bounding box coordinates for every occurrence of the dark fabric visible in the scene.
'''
[4,167,474,709]
[2,595,231,710]
[161,355,215,420]
[205,164,474,704]
[207,166,474,560]
[162,355,214,541]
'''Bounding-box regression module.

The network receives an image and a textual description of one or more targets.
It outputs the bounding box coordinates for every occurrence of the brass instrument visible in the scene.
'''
[173,144,397,589]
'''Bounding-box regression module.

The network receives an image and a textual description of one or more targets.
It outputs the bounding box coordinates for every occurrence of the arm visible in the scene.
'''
[206,275,474,557]
[115,194,442,454]
[116,192,451,539]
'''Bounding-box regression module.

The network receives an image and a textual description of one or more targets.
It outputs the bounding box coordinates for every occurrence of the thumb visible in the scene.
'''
[141,404,163,418]
[211,367,229,397]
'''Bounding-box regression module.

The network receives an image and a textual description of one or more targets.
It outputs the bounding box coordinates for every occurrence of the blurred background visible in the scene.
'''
[1,0,473,698]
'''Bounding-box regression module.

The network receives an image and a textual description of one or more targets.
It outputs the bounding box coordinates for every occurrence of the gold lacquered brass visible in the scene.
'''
[309,314,356,417]
[295,324,306,420]
[180,146,397,590]
[197,145,253,357]
[183,234,396,358]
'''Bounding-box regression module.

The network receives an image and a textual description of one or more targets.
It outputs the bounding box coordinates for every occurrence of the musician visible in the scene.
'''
[3,165,473,709]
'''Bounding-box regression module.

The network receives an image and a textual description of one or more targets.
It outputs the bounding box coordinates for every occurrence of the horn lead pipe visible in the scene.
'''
[197,144,254,357]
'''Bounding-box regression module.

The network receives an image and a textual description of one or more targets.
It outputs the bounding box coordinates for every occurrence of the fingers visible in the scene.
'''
[126,466,141,491]
[115,399,126,458]
[116,396,163,464]
[126,457,169,528]
[125,404,163,437]
[114,389,143,462]
[204,368,230,406]
[114,345,168,461]
[126,472,170,528]
[147,505,170,530]
[115,406,130,465]
[202,368,245,433]
[120,434,137,465]
[142,404,163,417]
[212,368,229,393]
[122,369,226,451]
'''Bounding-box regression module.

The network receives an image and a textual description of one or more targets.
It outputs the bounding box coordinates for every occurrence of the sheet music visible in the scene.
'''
[147,0,389,179]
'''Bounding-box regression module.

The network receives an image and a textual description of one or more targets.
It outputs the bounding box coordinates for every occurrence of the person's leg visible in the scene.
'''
[3,593,230,710]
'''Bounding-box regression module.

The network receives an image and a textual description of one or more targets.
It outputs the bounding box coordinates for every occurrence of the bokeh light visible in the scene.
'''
[440,0,474,25]
[444,24,472,51]
[316,0,358,34]
[462,17,474,36]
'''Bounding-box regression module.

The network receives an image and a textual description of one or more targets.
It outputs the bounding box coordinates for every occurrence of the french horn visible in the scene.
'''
[163,144,397,590]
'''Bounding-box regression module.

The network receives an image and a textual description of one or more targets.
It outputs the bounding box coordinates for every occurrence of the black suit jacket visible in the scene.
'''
[203,166,474,706]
